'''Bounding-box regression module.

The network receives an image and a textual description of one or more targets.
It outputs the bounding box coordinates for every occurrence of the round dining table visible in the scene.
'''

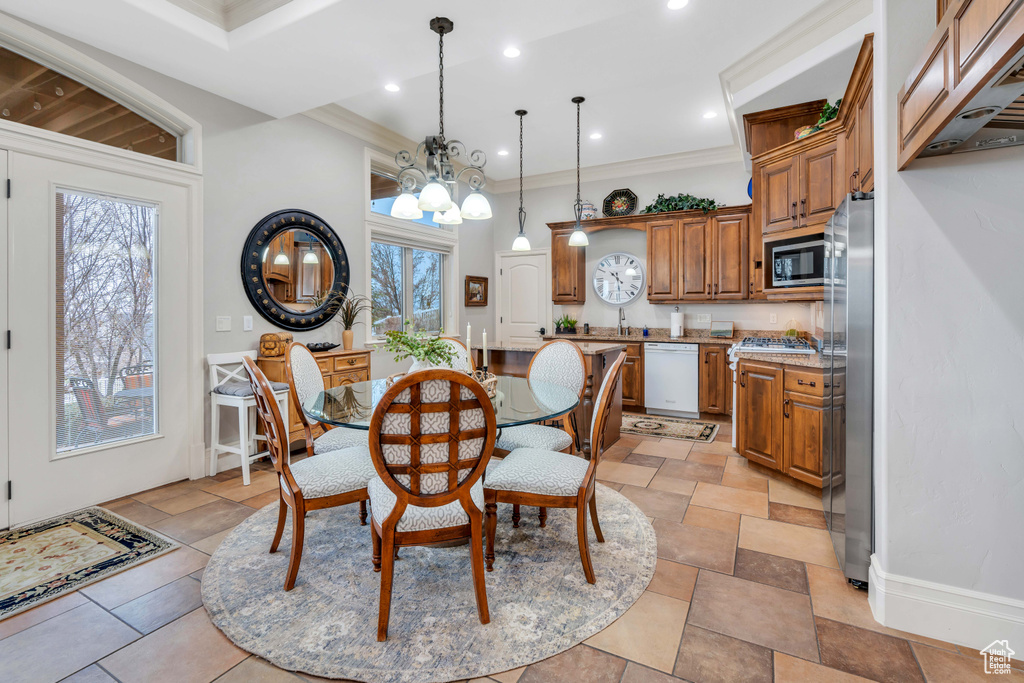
[302,375,580,431]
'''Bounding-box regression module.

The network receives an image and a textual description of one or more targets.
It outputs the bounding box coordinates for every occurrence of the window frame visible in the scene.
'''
[364,148,459,345]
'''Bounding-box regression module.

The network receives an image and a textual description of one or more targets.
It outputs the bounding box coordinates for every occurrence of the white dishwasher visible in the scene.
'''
[644,342,700,418]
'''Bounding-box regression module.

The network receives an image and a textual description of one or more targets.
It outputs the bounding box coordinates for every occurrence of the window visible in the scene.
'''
[56,190,158,452]
[370,242,445,336]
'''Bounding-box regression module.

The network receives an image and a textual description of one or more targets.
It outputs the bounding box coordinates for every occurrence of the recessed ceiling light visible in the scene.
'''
[703,111,718,119]
[667,0,689,8]
[503,47,521,58]
[498,150,510,156]
[590,132,603,140]
[384,83,400,92]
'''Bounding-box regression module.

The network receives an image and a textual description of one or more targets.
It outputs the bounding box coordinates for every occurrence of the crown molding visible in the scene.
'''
[303,103,418,155]
[487,146,744,194]
[164,0,292,31]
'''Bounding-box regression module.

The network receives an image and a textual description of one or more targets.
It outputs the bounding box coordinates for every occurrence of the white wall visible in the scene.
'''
[491,162,813,335]
[871,0,1024,648]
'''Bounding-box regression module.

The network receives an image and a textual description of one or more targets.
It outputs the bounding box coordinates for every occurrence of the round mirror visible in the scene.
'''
[241,209,351,331]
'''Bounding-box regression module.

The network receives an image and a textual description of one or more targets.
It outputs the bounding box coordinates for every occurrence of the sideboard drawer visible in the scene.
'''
[334,354,369,372]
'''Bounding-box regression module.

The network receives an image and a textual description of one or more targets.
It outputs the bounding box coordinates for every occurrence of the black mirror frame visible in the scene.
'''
[240,209,351,332]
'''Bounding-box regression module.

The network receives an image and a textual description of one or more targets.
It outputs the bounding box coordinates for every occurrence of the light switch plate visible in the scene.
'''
[769,313,778,324]
[696,313,712,323]
[216,315,231,332]
[243,315,253,332]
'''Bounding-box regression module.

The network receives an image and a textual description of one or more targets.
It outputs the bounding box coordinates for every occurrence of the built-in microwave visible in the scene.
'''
[771,234,827,288]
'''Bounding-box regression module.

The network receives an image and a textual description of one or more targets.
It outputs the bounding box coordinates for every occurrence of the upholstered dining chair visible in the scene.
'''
[242,357,374,591]
[367,369,497,641]
[285,342,368,456]
[484,350,626,584]
[438,337,475,373]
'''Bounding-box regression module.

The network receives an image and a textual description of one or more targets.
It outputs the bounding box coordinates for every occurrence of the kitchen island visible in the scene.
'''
[472,341,626,456]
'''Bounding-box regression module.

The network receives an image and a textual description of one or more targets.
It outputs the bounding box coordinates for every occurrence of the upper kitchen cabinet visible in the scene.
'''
[709,212,749,300]
[678,217,711,300]
[898,0,1024,169]
[646,219,679,301]
[838,35,875,193]
[551,229,586,304]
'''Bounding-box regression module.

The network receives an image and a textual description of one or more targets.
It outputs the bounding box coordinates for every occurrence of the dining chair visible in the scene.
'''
[437,337,475,373]
[242,357,374,591]
[484,350,626,584]
[367,368,497,641]
[208,350,290,485]
[285,342,369,456]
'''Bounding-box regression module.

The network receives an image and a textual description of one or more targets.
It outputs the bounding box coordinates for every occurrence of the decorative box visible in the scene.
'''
[259,332,293,357]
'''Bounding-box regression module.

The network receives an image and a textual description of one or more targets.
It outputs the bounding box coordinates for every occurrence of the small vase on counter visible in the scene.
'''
[342,329,354,350]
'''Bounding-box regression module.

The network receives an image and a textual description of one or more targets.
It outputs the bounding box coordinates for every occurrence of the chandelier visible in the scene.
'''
[390,17,492,224]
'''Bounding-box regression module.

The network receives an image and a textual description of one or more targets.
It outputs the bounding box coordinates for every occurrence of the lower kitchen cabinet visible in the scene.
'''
[699,344,730,414]
[737,360,784,470]
[783,390,824,487]
[621,343,644,410]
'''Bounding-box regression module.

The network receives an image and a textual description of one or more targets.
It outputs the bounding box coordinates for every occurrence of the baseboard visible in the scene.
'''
[869,555,1024,651]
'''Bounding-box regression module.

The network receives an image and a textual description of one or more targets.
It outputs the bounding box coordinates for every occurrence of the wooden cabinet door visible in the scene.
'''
[800,140,841,228]
[646,220,678,300]
[621,343,644,409]
[737,361,784,470]
[843,114,859,195]
[759,155,799,234]
[699,345,729,414]
[748,217,765,299]
[857,84,873,192]
[783,390,825,487]
[552,230,584,303]
[710,213,748,300]
[678,217,710,300]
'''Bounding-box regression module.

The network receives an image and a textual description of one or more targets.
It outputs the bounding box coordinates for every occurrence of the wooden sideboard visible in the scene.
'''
[257,348,371,448]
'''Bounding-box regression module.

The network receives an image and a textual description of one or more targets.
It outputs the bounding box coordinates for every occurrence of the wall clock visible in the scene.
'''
[593,252,645,305]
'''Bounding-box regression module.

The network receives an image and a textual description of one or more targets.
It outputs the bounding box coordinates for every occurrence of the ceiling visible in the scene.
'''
[0,0,862,181]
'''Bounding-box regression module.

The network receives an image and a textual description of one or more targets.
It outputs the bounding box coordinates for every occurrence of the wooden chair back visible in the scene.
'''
[368,369,496,513]
[438,337,475,373]
[242,356,298,491]
[527,339,586,401]
[589,351,627,463]
[284,342,325,434]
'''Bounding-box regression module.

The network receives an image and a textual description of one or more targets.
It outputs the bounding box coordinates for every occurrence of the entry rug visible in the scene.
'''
[0,507,178,620]
[622,412,720,442]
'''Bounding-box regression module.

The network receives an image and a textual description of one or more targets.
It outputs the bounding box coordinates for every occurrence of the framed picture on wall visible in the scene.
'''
[465,276,488,307]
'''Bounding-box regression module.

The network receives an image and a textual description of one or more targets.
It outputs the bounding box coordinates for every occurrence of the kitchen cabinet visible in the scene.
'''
[551,229,586,303]
[646,220,678,301]
[621,343,644,410]
[257,349,371,449]
[737,360,784,470]
[758,154,800,234]
[784,390,825,487]
[699,344,730,415]
[678,217,710,300]
[710,213,749,300]
[756,132,842,237]
[839,36,874,193]
[748,217,765,299]
[799,138,842,228]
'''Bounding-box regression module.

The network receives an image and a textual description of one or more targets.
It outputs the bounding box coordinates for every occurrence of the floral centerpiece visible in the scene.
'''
[380,322,456,374]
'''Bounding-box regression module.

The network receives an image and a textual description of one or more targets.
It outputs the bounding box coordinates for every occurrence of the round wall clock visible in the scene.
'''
[602,188,638,217]
[593,252,645,305]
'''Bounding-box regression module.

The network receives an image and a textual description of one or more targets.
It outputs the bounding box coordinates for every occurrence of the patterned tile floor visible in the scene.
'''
[1,417,1019,682]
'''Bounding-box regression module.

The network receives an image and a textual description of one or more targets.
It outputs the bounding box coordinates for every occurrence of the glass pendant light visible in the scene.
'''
[418,179,453,211]
[460,190,492,220]
[568,96,589,247]
[390,191,423,219]
[512,109,531,251]
[434,199,463,225]
[303,250,319,264]
[273,240,290,265]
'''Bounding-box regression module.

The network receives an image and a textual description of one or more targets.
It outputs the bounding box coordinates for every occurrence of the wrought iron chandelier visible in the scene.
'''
[390,17,491,224]
[512,109,531,251]
[568,96,589,247]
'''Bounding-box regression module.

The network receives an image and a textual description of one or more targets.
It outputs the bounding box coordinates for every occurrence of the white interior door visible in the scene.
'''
[7,151,191,526]
[496,251,549,345]
[0,149,8,530]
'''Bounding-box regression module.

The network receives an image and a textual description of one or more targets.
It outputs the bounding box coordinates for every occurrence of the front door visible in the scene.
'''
[7,151,191,525]
[0,150,8,529]
[496,251,548,345]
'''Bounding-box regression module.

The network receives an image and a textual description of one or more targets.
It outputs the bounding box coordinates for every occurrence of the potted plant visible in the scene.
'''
[640,193,723,215]
[380,322,456,373]
[332,294,371,350]
[555,315,578,335]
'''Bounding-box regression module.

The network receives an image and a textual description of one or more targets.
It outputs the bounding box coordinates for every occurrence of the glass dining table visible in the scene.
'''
[302,375,580,431]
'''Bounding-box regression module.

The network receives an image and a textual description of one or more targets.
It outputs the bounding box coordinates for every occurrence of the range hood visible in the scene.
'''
[898,1,1024,169]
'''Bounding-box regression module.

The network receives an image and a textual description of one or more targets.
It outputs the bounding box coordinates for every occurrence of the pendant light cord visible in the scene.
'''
[438,30,445,143]
[519,111,526,231]
[574,99,583,226]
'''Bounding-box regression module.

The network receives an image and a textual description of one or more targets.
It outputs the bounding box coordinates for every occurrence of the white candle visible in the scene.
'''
[482,330,488,368]
[466,323,471,347]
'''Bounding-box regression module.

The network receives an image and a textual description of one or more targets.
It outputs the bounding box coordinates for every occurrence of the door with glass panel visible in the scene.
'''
[7,151,190,525]
[0,149,8,530]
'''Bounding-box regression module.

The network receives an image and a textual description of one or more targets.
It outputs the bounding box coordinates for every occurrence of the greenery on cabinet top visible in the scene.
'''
[641,193,723,215]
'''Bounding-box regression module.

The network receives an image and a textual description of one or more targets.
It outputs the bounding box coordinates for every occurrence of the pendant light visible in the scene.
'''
[302,237,320,264]
[273,240,290,266]
[391,17,491,222]
[512,109,531,251]
[568,96,589,247]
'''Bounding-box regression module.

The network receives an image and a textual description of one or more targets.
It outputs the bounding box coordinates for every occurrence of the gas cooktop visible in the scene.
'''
[736,336,815,355]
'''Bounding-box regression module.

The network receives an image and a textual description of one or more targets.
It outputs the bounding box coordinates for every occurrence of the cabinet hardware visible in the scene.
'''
[851,169,859,193]
[797,379,816,387]
[740,370,746,388]
[783,398,790,417]
[714,283,718,294]
[347,358,357,365]
[824,382,831,388]
[704,354,709,364]
[800,199,806,217]
[791,201,797,220]
[706,284,711,295]
[749,281,753,293]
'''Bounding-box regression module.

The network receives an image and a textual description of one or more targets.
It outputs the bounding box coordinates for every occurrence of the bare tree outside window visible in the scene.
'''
[370,241,445,336]
[370,242,403,336]
[56,191,157,452]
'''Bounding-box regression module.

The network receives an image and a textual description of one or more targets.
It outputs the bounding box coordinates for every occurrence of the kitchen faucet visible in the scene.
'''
[617,307,626,336]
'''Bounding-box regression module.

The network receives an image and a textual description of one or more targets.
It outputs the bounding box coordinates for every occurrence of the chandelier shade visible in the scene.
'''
[434,205,463,225]
[418,180,453,212]
[460,190,492,220]
[390,191,424,220]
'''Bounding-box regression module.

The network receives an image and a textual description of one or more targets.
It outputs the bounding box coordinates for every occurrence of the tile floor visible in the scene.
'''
[1,418,1017,683]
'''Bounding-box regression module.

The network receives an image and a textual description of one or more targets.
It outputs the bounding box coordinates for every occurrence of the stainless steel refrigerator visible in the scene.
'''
[822,192,874,587]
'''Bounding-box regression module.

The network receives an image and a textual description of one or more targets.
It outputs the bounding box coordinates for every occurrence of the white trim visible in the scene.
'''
[488,146,744,194]
[494,249,552,346]
[310,106,418,162]
[0,13,203,170]
[869,555,1024,651]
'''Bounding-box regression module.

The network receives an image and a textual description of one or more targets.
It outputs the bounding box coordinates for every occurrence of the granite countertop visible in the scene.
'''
[733,351,827,368]
[472,341,627,354]
[546,332,737,345]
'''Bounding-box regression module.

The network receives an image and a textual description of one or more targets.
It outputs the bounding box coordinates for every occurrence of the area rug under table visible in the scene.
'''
[202,484,656,683]
[0,507,178,620]
[621,412,720,442]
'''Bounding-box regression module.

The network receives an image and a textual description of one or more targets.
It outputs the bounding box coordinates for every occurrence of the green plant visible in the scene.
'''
[555,314,578,329]
[333,294,371,330]
[817,98,842,126]
[380,322,456,365]
[640,193,723,215]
